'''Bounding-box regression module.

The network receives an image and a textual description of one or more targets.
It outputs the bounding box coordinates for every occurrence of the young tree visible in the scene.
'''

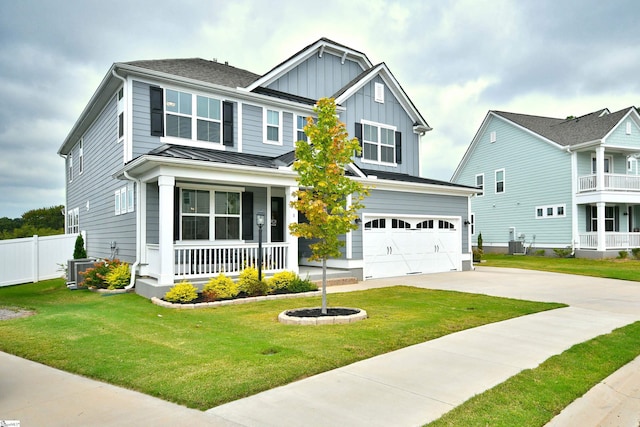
[289,98,370,314]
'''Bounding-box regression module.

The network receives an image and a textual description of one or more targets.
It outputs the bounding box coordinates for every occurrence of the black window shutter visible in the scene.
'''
[150,86,164,137]
[223,101,234,147]
[395,131,402,164]
[614,206,620,231]
[354,122,363,157]
[242,192,253,240]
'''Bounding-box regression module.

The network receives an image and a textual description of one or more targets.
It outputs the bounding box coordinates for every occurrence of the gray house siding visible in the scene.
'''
[146,183,159,244]
[267,52,364,100]
[455,115,573,248]
[67,94,136,262]
[132,80,161,158]
[342,75,420,177]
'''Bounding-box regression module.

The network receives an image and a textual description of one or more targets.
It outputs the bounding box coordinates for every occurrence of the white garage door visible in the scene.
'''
[363,216,461,279]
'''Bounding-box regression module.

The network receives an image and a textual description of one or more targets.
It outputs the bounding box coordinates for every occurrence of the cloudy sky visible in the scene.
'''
[1,0,639,219]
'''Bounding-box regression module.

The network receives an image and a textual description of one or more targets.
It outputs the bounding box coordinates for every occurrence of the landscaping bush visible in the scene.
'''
[552,247,573,258]
[287,277,318,293]
[73,234,87,259]
[237,266,268,297]
[202,274,238,301]
[267,270,298,294]
[105,262,131,289]
[534,249,546,257]
[632,248,640,260]
[80,259,127,289]
[164,281,198,303]
[472,248,483,262]
[618,250,629,259]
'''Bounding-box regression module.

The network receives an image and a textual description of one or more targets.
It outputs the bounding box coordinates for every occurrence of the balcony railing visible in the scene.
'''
[579,233,640,249]
[579,174,640,192]
[145,242,289,281]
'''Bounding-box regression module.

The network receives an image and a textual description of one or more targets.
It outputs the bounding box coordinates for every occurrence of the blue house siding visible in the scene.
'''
[67,94,136,262]
[455,115,573,247]
[267,52,364,100]
[605,119,640,149]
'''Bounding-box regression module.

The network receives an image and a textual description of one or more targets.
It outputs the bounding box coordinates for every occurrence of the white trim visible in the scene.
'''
[264,108,283,146]
[360,119,397,166]
[346,194,353,259]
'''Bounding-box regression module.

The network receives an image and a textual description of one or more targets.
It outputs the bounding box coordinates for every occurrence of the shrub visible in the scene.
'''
[632,248,640,260]
[618,250,629,259]
[477,233,483,251]
[164,281,198,303]
[287,277,318,293]
[80,259,126,289]
[472,248,483,263]
[534,249,546,257]
[237,266,268,297]
[105,262,130,289]
[552,247,573,258]
[202,274,238,301]
[267,270,298,294]
[73,234,87,259]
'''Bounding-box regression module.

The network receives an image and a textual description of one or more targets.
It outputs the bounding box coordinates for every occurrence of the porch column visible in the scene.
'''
[596,202,606,252]
[157,176,175,286]
[596,146,605,191]
[286,186,299,274]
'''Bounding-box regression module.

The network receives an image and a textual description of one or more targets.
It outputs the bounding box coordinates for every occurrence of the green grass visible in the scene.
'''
[483,253,640,281]
[428,321,640,426]
[0,279,562,410]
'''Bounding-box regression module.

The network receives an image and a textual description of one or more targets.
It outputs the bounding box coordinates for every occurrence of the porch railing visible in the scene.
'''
[579,232,640,249]
[578,174,640,192]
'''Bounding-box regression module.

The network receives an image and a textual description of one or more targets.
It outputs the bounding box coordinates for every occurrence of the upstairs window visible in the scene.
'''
[475,173,484,196]
[591,155,612,174]
[196,95,222,143]
[362,121,396,165]
[68,156,73,182]
[67,207,79,234]
[296,115,308,142]
[165,89,192,139]
[78,140,84,175]
[265,109,281,144]
[495,169,505,193]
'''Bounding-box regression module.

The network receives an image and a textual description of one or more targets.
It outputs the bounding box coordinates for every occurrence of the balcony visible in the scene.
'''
[145,242,289,282]
[579,174,640,193]
[579,232,640,249]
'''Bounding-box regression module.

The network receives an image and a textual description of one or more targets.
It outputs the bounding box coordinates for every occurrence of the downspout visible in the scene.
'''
[112,66,139,290]
[566,146,577,255]
[123,170,140,290]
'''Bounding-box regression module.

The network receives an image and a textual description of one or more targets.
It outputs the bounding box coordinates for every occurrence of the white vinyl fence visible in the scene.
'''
[0,233,81,287]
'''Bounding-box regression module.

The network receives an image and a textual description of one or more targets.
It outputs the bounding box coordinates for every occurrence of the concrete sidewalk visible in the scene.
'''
[2,267,640,426]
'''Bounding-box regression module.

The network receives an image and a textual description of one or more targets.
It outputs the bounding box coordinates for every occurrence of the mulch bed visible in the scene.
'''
[284,308,361,317]
[0,308,35,321]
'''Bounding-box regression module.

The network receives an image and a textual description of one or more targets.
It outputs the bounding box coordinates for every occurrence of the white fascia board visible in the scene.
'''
[335,64,431,129]
[567,139,603,151]
[244,40,372,92]
[492,113,565,150]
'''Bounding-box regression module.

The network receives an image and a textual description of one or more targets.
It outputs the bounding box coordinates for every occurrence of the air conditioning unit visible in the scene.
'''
[67,258,96,288]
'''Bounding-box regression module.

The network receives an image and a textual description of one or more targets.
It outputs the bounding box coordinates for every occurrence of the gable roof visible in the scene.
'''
[123,58,260,88]
[493,107,633,146]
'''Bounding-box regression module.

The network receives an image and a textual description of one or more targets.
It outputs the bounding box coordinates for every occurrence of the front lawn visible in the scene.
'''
[0,279,562,410]
[483,253,640,282]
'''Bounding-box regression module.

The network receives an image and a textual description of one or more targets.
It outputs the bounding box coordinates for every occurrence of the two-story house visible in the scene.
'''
[59,38,477,298]
[452,107,640,258]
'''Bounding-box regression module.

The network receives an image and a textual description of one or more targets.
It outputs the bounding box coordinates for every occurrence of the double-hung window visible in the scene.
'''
[475,173,484,196]
[265,109,281,144]
[196,95,222,143]
[214,192,240,240]
[296,115,308,142]
[181,189,210,240]
[495,169,505,193]
[166,89,192,139]
[67,208,79,234]
[362,121,396,165]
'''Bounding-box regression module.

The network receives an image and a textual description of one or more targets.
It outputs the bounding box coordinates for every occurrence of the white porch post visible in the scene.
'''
[596,202,606,252]
[286,186,299,274]
[157,176,175,286]
[596,146,605,191]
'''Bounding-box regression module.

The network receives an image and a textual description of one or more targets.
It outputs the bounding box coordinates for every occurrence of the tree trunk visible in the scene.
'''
[321,257,327,314]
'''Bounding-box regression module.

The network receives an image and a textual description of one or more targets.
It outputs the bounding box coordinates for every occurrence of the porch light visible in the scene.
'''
[256,211,266,227]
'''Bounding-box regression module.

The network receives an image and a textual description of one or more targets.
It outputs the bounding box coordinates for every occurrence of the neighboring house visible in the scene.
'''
[452,107,640,258]
[59,38,477,298]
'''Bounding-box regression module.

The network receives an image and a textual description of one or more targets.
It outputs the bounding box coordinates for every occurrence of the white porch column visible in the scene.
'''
[596,146,605,191]
[596,202,606,252]
[285,186,299,274]
[570,151,579,249]
[157,176,175,286]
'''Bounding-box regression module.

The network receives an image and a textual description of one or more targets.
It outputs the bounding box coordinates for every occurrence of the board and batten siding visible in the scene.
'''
[342,75,420,177]
[67,94,136,262]
[267,51,364,101]
[455,115,573,247]
[350,189,470,260]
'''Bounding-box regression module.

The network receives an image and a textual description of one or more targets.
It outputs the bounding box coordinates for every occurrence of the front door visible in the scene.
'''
[271,197,284,242]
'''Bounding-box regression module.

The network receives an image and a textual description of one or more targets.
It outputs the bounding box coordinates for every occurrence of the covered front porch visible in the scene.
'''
[576,201,640,251]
